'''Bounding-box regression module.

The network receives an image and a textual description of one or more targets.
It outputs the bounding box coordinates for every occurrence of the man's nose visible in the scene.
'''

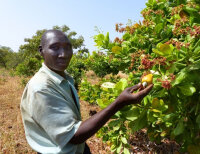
[58,48,67,58]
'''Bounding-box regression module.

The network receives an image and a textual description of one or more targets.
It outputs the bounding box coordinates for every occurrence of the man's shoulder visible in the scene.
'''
[28,70,55,92]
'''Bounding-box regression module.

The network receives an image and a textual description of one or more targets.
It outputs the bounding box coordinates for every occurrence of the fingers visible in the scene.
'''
[137,84,153,98]
[128,83,142,93]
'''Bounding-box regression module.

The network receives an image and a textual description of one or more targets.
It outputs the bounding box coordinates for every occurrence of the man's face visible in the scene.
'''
[41,31,73,72]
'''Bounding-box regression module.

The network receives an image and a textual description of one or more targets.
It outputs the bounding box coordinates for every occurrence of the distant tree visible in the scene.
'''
[0,46,9,68]
[0,46,19,69]
[67,52,89,89]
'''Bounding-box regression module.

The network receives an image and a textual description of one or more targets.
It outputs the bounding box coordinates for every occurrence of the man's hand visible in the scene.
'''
[115,83,153,107]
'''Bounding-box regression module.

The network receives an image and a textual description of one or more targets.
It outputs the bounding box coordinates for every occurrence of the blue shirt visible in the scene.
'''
[20,63,85,154]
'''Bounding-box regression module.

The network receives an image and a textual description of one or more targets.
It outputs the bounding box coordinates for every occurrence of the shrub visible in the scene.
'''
[81,0,200,153]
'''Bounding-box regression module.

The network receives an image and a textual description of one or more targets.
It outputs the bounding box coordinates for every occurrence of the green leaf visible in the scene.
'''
[188,62,200,71]
[194,45,200,54]
[192,38,200,51]
[151,98,167,111]
[124,147,130,154]
[177,0,186,5]
[152,98,160,109]
[184,6,198,15]
[151,109,161,113]
[159,44,174,55]
[143,96,149,106]
[178,84,196,96]
[94,34,104,47]
[147,111,157,123]
[113,126,120,131]
[108,119,120,127]
[104,32,110,48]
[196,114,200,124]
[123,33,131,40]
[121,137,128,144]
[153,89,167,98]
[111,144,116,151]
[174,120,184,136]
[172,69,188,86]
[112,46,122,54]
[160,131,167,137]
[155,23,164,34]
[117,143,122,153]
[115,78,128,92]
[163,113,175,122]
[152,43,174,56]
[130,111,147,132]
[97,99,108,109]
[124,107,140,121]
[152,48,164,56]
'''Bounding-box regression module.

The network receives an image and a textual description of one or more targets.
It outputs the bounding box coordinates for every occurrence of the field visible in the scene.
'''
[0,69,35,154]
[0,70,31,153]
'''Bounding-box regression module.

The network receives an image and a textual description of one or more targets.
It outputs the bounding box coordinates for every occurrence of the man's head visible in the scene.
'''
[39,30,73,74]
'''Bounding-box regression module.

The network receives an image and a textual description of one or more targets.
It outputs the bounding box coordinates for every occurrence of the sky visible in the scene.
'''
[0,0,147,52]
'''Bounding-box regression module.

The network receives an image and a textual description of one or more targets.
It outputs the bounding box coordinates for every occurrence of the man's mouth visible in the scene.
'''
[57,59,67,64]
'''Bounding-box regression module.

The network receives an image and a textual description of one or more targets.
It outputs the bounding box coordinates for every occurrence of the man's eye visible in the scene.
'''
[51,45,59,50]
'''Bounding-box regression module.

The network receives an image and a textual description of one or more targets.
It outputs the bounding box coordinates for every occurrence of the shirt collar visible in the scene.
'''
[41,63,69,85]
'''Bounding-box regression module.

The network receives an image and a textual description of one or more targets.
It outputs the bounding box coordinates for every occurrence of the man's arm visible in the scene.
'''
[70,83,153,144]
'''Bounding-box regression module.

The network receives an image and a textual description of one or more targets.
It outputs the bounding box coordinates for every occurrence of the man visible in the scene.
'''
[20,30,153,154]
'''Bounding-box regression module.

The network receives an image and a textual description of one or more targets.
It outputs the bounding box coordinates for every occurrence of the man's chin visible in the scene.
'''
[55,66,67,72]
[48,65,67,73]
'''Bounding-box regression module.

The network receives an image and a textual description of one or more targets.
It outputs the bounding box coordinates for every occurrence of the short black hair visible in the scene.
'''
[40,29,67,47]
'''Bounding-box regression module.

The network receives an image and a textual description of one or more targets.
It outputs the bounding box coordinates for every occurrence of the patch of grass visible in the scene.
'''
[8,69,16,77]
[20,78,29,87]
[0,69,36,153]
[0,78,7,85]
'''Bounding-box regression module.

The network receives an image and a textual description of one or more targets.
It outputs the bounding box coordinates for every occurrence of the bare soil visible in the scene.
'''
[0,70,35,154]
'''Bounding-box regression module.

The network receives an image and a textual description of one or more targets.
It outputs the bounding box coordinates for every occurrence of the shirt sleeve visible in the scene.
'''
[30,87,82,149]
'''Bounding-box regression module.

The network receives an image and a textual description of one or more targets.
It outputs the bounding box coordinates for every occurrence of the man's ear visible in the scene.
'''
[38,45,44,57]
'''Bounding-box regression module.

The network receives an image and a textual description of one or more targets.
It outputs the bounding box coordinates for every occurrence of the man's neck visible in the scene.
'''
[53,70,66,79]
[43,63,66,79]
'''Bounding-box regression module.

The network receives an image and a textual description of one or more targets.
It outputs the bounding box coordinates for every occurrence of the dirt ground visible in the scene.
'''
[80,101,111,154]
[0,71,35,154]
